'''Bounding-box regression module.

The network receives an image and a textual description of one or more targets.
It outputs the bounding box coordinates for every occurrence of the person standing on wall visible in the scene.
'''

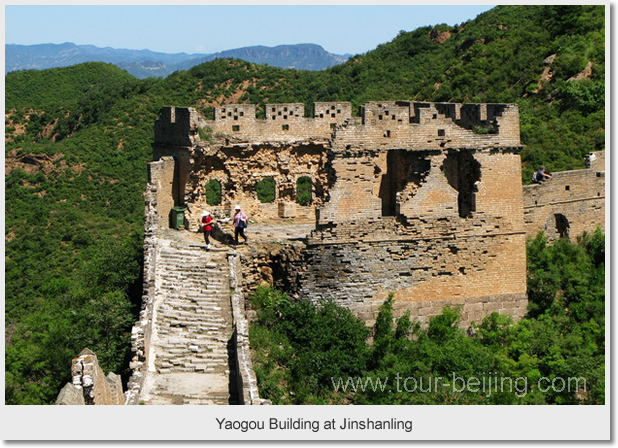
[233,205,248,245]
[201,211,213,250]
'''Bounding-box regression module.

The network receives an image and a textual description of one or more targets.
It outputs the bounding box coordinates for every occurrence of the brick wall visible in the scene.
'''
[147,156,177,228]
[290,144,527,328]
[182,141,330,224]
[289,232,527,328]
[523,151,605,240]
[151,100,529,328]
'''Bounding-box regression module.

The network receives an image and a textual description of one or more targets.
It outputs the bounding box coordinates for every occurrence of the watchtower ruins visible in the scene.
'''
[150,100,528,326]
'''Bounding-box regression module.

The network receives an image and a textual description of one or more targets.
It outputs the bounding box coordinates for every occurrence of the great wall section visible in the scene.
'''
[56,101,605,405]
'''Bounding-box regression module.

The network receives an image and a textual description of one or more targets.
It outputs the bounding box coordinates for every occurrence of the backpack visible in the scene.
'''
[531,171,539,183]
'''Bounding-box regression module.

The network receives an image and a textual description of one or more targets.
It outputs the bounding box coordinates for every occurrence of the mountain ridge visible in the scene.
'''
[5,42,350,77]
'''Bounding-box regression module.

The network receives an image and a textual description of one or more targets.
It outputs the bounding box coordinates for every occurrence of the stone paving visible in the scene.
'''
[139,230,237,405]
[138,221,312,405]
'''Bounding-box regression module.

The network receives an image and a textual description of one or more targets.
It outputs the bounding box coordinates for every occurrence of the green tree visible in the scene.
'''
[205,178,222,206]
[296,176,312,206]
[256,177,276,203]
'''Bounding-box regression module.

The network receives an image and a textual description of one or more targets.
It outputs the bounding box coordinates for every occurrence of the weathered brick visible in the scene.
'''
[146,101,602,336]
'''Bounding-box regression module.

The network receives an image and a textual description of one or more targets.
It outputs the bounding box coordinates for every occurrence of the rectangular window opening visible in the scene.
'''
[232,125,240,132]
[438,129,446,136]
[282,124,289,131]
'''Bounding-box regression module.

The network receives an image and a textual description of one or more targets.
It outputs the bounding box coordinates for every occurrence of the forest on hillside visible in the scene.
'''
[5,5,605,404]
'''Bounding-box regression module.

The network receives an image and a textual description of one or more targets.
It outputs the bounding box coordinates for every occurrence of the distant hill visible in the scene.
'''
[5,42,349,77]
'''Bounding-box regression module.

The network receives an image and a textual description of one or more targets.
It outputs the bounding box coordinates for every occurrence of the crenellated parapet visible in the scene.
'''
[154,101,520,148]
[336,101,520,151]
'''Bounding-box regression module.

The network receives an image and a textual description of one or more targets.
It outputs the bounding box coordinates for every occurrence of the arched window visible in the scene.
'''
[296,176,312,206]
[256,177,276,203]
[205,179,222,205]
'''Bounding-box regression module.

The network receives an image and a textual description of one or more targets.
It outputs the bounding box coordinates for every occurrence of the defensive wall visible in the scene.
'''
[151,101,528,327]
[122,169,265,405]
[57,101,605,404]
[522,151,605,240]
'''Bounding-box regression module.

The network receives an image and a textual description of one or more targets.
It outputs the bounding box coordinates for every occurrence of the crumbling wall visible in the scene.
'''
[523,151,605,240]
[161,101,520,149]
[150,100,529,328]
[155,106,202,147]
[334,102,521,151]
[147,156,176,228]
[303,143,527,327]
[229,253,271,405]
[55,349,124,405]
[124,176,160,405]
[184,141,330,224]
[291,233,527,328]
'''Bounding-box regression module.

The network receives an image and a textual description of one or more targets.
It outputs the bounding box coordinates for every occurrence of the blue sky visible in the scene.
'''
[5,4,495,56]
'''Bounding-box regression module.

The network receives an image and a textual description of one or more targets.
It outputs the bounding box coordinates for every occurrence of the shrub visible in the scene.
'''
[296,176,312,206]
[205,179,222,206]
[256,177,275,203]
[198,126,214,144]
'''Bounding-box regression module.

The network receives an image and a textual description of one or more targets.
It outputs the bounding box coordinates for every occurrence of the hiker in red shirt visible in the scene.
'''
[201,211,213,250]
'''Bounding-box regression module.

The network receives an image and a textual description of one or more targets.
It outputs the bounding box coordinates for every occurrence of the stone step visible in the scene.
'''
[141,234,238,406]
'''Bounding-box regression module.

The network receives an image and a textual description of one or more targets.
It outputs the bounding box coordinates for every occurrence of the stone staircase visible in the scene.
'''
[140,234,238,405]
